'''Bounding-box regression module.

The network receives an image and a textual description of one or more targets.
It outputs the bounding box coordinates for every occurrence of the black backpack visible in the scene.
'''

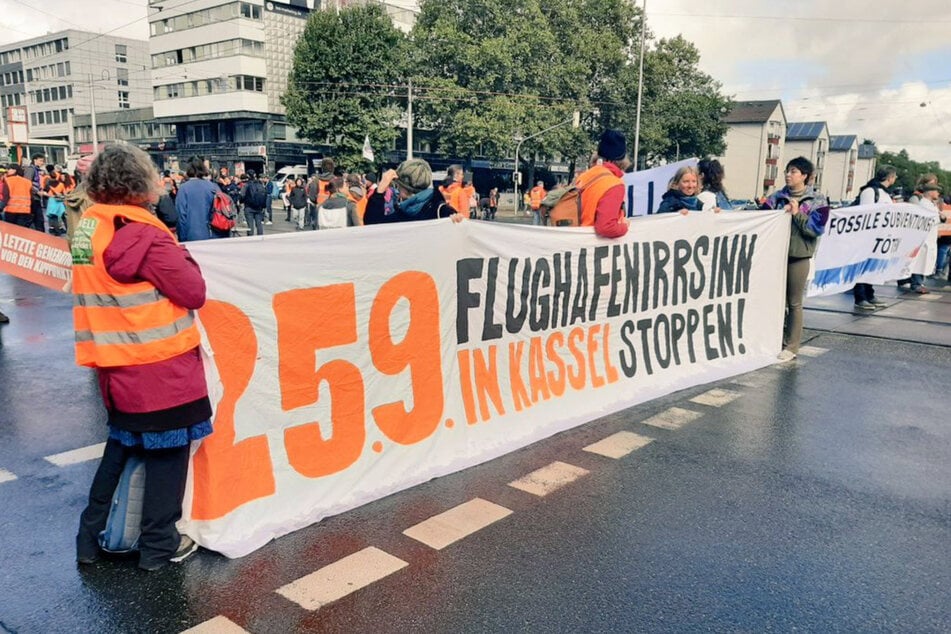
[852,184,881,206]
[245,181,268,209]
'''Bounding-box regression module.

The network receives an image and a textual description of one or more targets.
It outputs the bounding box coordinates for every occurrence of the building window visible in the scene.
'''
[31,113,37,126]
[117,68,129,86]
[118,91,130,108]
[187,124,214,144]
[115,44,127,63]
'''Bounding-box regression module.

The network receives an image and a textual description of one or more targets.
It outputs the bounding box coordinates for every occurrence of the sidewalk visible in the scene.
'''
[804,278,951,347]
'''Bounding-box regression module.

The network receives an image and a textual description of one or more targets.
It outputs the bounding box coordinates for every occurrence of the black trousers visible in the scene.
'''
[31,199,45,232]
[852,282,876,303]
[77,438,190,567]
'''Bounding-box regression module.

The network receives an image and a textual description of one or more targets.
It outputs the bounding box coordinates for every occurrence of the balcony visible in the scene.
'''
[765,158,778,166]
[763,178,775,189]
[767,134,781,145]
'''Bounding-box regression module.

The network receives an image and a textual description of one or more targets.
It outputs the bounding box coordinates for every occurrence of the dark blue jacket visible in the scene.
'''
[175,178,220,242]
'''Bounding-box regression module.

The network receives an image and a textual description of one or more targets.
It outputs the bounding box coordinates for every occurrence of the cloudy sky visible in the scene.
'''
[3,0,951,166]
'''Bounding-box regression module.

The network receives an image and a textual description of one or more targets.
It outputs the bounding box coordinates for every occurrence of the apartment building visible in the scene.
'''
[824,135,858,203]
[784,122,830,192]
[718,100,787,202]
[855,142,877,191]
[0,30,150,159]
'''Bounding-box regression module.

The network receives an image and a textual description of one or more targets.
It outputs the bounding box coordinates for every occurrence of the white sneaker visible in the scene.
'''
[776,349,797,362]
[265,220,273,225]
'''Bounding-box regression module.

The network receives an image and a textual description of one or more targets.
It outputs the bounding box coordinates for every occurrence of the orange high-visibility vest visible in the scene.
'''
[576,165,624,226]
[71,204,201,368]
[530,186,546,210]
[47,180,67,197]
[317,179,331,205]
[4,176,33,214]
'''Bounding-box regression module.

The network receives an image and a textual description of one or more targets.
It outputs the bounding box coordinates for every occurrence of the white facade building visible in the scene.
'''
[718,100,787,202]
[824,135,858,204]
[0,30,150,153]
[855,143,877,192]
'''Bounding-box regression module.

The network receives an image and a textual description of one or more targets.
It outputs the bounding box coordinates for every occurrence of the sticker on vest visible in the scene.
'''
[71,217,98,265]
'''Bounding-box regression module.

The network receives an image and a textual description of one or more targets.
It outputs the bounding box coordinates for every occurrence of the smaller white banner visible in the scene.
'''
[808,202,939,296]
[623,158,699,217]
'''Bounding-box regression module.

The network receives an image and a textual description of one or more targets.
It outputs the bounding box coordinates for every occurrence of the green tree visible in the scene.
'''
[878,148,951,196]
[282,5,407,169]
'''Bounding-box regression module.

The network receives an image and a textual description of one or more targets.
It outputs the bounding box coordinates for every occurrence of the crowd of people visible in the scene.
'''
[0,129,947,570]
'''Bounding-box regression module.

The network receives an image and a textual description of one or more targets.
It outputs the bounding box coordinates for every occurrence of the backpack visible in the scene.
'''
[852,185,881,206]
[543,173,614,227]
[245,181,268,210]
[209,190,237,234]
[99,456,146,553]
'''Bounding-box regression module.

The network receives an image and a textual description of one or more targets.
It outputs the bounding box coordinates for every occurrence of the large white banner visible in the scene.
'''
[182,211,790,557]
[808,203,939,296]
[623,158,699,217]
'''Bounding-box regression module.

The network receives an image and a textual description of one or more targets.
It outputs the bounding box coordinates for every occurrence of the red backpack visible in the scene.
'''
[209,190,237,235]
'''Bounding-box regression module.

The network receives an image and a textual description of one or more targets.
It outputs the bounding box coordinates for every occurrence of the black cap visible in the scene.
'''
[597,129,627,162]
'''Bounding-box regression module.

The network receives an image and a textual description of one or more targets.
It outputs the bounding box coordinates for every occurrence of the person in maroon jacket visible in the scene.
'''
[74,145,211,571]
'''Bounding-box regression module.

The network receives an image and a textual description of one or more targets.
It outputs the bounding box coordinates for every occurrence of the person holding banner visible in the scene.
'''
[364,159,463,224]
[897,176,941,294]
[697,159,734,211]
[570,129,630,238]
[761,156,830,361]
[72,145,211,571]
[852,166,897,309]
[657,166,705,215]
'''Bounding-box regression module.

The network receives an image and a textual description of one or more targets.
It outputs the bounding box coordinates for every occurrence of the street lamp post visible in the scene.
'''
[514,112,579,214]
[632,0,647,169]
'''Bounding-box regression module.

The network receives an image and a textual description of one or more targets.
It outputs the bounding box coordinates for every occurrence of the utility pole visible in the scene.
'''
[632,0,647,169]
[407,79,413,160]
[89,75,99,156]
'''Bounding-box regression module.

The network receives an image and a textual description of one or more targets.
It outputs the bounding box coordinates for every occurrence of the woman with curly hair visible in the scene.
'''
[72,144,210,571]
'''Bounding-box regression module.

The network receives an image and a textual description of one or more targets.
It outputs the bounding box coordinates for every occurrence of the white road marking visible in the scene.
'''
[276,546,408,611]
[180,615,250,634]
[44,442,106,467]
[640,407,703,430]
[403,498,513,550]
[690,388,742,407]
[919,293,942,301]
[730,372,772,388]
[508,461,590,497]
[0,468,17,484]
[797,345,829,357]
[583,431,654,459]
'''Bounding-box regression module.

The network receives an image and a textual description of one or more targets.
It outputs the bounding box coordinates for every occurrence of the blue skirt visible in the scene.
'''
[108,420,213,450]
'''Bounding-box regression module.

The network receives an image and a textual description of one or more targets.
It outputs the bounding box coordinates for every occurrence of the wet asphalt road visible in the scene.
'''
[1,262,950,633]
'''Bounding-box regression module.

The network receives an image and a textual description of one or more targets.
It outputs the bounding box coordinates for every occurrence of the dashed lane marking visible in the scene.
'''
[0,468,17,484]
[276,547,408,611]
[180,615,250,634]
[918,293,942,301]
[508,461,590,497]
[690,388,742,407]
[640,407,703,431]
[44,442,106,467]
[730,372,772,388]
[797,345,829,357]
[583,431,654,459]
[403,498,513,550]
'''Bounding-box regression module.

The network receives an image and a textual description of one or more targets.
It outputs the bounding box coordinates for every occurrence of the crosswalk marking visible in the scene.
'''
[403,498,513,550]
[0,468,17,484]
[508,461,589,497]
[180,615,249,634]
[690,388,742,407]
[276,547,408,611]
[583,431,654,459]
[640,407,703,430]
[797,345,829,357]
[731,372,772,388]
[44,442,106,467]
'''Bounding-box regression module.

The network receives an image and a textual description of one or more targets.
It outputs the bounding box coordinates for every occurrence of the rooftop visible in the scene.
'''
[722,100,784,124]
[786,121,828,141]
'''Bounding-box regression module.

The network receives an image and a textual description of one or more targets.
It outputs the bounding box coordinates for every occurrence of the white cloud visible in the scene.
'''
[649,0,951,167]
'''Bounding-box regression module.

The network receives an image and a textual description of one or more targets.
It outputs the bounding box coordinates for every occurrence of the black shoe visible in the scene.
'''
[854,301,877,311]
[868,298,887,306]
[0,310,8,324]
[77,553,99,565]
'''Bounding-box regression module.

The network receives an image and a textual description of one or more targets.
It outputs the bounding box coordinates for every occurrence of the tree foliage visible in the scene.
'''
[877,148,951,197]
[282,5,407,169]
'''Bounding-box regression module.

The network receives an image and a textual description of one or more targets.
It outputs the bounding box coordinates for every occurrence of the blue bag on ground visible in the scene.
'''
[98,455,146,553]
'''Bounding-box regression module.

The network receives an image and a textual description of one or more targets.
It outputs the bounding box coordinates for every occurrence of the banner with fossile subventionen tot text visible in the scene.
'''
[182,211,791,557]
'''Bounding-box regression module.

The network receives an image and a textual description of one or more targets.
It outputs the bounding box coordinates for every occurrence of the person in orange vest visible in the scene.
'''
[344,173,367,226]
[1,163,35,228]
[571,129,630,238]
[530,180,548,225]
[439,164,464,214]
[72,144,209,571]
